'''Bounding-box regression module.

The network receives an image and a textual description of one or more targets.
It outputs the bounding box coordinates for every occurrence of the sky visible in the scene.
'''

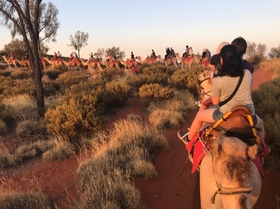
[1,0,280,60]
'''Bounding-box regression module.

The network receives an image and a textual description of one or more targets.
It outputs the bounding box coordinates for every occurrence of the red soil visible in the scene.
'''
[1,68,279,209]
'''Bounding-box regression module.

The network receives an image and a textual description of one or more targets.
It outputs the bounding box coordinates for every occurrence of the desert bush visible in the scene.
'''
[126,74,150,94]
[44,68,63,80]
[141,64,175,76]
[260,58,280,78]
[168,69,189,89]
[139,83,175,104]
[0,120,7,135]
[248,54,266,66]
[0,191,50,209]
[104,80,131,108]
[0,69,11,77]
[10,68,33,80]
[252,78,280,172]
[55,71,89,93]
[43,138,76,162]
[1,78,35,98]
[101,67,126,81]
[15,120,46,137]
[42,80,60,97]
[44,93,104,142]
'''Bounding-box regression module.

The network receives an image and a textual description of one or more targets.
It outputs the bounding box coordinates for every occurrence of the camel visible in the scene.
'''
[118,58,135,69]
[106,58,120,69]
[61,58,81,71]
[2,55,17,68]
[196,69,213,108]
[80,58,103,79]
[157,55,178,69]
[42,57,64,68]
[199,136,261,209]
[175,53,193,69]
[202,57,210,67]
[136,56,157,64]
[15,59,30,68]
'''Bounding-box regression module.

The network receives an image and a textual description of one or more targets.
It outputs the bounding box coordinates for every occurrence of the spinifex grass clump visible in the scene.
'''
[77,118,169,209]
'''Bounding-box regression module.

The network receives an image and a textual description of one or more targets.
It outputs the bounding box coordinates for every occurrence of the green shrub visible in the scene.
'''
[141,64,175,76]
[55,71,89,93]
[44,68,63,80]
[252,78,280,172]
[104,80,131,108]
[101,67,126,81]
[43,80,60,97]
[2,79,35,97]
[139,83,175,104]
[0,70,11,77]
[168,69,189,89]
[248,54,266,66]
[44,94,104,142]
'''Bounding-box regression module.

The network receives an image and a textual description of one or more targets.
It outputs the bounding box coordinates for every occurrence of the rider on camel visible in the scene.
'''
[150,49,157,59]
[23,52,29,61]
[183,45,190,58]
[53,51,58,61]
[8,52,15,63]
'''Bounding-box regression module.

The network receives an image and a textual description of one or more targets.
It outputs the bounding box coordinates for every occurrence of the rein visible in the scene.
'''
[211,185,252,204]
[198,77,211,86]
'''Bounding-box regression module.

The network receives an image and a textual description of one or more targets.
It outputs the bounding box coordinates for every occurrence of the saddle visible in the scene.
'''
[186,105,265,175]
[204,105,260,147]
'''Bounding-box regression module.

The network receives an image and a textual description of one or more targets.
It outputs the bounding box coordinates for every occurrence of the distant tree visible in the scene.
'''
[96,48,105,59]
[0,0,60,117]
[3,38,49,58]
[268,44,280,59]
[246,42,257,58]
[246,41,266,65]
[105,46,125,60]
[68,31,89,58]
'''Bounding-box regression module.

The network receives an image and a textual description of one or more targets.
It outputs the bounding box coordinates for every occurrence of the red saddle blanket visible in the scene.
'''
[186,133,270,178]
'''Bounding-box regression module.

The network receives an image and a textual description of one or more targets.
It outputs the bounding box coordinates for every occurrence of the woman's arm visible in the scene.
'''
[211,96,220,105]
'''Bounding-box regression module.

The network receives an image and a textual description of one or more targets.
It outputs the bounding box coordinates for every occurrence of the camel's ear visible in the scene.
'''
[247,144,258,160]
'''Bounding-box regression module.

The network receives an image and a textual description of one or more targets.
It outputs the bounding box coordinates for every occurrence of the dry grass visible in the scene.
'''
[148,91,196,130]
[42,137,76,162]
[260,58,280,78]
[1,94,38,122]
[76,117,169,209]
[0,192,50,209]
[0,120,7,135]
